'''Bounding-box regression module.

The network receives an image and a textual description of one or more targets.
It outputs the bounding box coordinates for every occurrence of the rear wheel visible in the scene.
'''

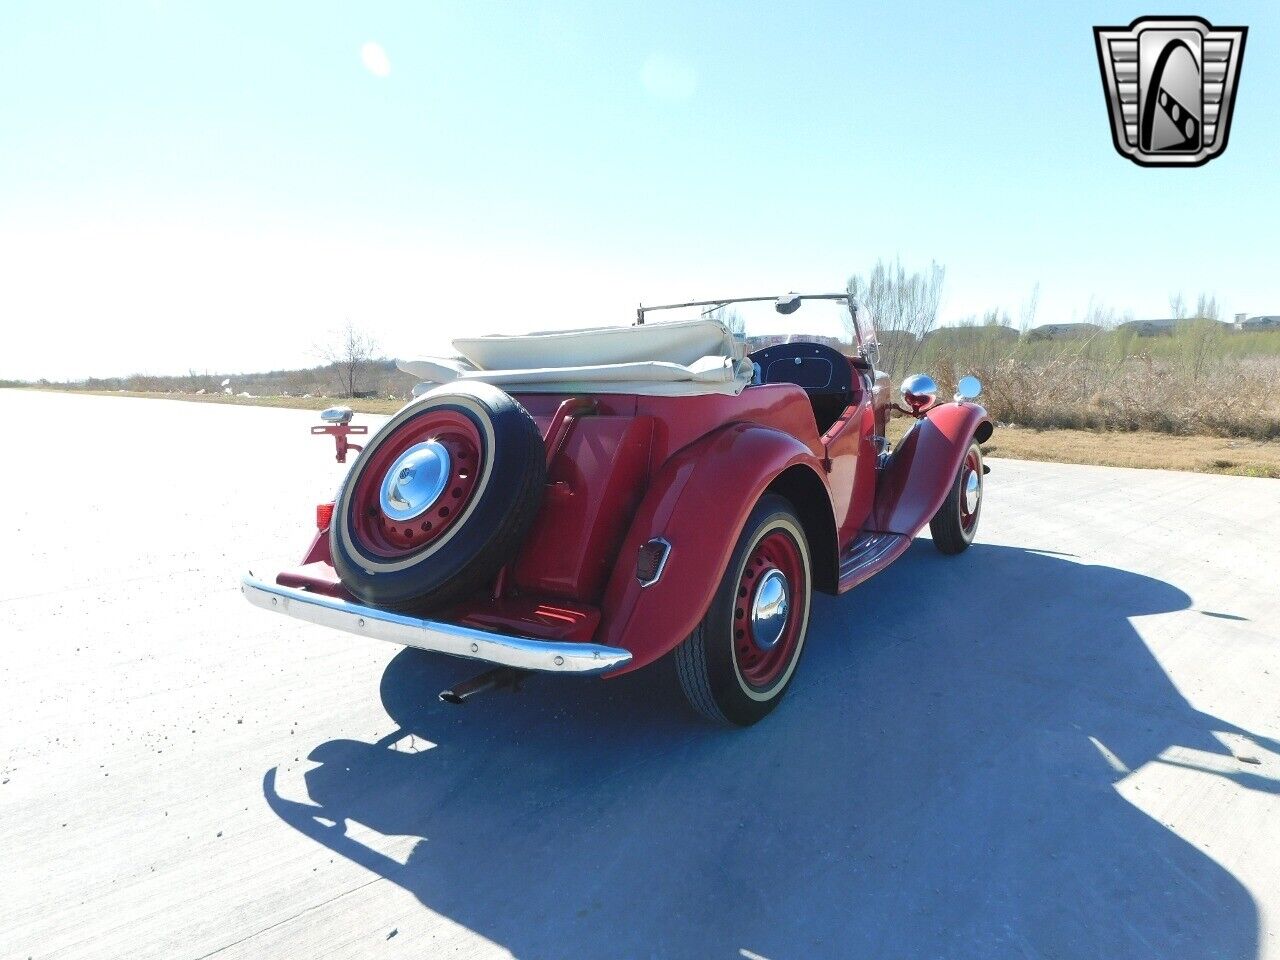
[673,494,812,726]
[930,441,983,554]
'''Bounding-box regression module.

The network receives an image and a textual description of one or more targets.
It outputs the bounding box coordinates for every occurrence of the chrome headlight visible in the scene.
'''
[900,374,938,414]
[954,375,982,402]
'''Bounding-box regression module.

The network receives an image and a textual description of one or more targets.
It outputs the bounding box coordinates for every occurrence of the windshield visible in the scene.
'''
[640,294,875,362]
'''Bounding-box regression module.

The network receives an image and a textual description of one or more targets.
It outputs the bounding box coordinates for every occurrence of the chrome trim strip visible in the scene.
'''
[242,575,631,675]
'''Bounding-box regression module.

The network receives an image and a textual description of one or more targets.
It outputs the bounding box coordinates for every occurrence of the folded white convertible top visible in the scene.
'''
[397,318,754,397]
[454,317,738,370]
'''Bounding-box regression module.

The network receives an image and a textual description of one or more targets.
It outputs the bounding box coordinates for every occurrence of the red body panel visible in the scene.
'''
[508,386,821,607]
[512,415,653,602]
[594,422,828,674]
[634,386,823,465]
[869,402,991,535]
[820,394,877,541]
[299,528,332,568]
[850,401,880,532]
[451,595,601,642]
[517,387,822,464]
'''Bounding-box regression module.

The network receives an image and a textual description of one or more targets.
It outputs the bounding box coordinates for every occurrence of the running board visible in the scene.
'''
[837,533,912,593]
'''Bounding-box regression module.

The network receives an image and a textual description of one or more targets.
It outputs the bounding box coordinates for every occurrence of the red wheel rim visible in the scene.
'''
[348,409,484,558]
[733,529,806,689]
[960,449,981,532]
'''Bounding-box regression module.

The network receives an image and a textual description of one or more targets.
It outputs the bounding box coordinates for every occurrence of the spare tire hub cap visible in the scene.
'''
[380,440,451,521]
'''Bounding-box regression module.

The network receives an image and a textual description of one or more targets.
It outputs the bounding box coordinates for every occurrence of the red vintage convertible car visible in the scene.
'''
[244,293,992,725]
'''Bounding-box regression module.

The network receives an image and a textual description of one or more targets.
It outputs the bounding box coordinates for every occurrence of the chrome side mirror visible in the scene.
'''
[954,375,982,402]
[899,374,937,414]
[319,406,354,425]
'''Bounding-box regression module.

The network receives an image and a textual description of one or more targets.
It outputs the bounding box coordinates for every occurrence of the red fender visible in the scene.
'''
[870,401,992,535]
[596,423,830,675]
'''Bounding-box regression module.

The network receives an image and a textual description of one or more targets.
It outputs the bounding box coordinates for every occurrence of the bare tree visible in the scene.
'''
[1169,292,1187,320]
[1018,282,1041,335]
[707,306,746,338]
[1193,292,1220,322]
[319,318,380,398]
[982,307,1010,327]
[1182,292,1223,381]
[846,258,946,379]
[1083,298,1119,330]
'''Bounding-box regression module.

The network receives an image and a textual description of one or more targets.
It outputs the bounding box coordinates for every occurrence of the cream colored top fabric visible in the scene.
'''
[454,318,739,369]
[397,319,754,396]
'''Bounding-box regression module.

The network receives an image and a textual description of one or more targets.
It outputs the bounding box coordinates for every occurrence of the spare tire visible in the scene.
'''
[330,382,545,613]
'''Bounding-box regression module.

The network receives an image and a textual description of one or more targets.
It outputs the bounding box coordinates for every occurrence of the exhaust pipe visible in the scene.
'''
[439,666,528,705]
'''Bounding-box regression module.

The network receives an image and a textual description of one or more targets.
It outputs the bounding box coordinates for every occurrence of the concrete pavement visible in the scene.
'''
[2,389,1278,959]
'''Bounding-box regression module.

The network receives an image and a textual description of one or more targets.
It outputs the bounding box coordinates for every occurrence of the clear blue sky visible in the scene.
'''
[1,1,1277,379]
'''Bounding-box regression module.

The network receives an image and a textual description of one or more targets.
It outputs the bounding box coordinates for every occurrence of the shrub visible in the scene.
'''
[924,331,1280,440]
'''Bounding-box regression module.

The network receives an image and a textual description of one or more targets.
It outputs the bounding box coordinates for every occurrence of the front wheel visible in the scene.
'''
[930,441,983,554]
[673,494,812,726]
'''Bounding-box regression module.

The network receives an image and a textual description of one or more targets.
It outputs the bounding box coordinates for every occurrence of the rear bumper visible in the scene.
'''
[242,575,632,675]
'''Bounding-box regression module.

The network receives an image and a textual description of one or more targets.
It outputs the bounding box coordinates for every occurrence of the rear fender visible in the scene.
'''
[596,424,833,675]
[870,402,992,535]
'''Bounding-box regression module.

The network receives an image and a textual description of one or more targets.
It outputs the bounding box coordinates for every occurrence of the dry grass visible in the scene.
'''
[977,424,1280,478]
[921,332,1280,441]
[21,359,419,401]
[887,417,1280,479]
[35,388,406,415]
[38,387,1280,479]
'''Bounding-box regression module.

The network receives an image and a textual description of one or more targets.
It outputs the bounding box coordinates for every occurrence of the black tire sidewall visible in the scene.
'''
[330,382,544,611]
[931,440,982,553]
[702,494,812,725]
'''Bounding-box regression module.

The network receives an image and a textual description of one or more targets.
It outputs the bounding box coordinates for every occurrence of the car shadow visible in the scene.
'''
[264,542,1268,959]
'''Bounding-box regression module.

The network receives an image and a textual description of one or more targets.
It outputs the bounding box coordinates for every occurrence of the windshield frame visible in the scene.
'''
[635,292,878,367]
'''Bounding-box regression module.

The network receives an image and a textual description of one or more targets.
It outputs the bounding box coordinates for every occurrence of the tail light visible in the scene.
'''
[316,502,335,530]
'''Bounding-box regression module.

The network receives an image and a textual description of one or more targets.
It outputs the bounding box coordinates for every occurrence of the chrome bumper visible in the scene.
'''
[242,575,632,675]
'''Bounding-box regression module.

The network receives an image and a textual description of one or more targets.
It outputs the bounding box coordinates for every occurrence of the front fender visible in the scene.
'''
[870,401,992,535]
[596,424,829,675]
